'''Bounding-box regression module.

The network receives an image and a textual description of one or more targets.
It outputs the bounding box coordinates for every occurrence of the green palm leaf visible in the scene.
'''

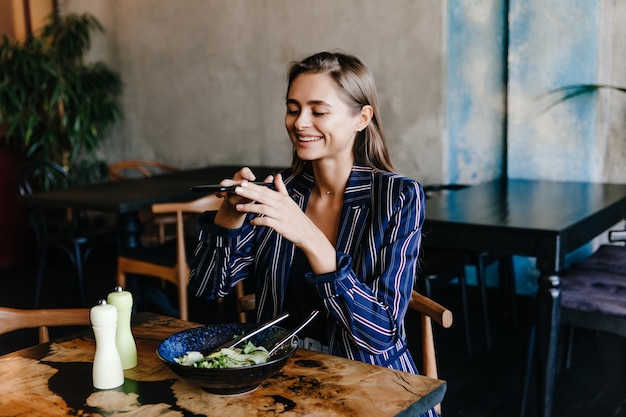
[540,84,626,113]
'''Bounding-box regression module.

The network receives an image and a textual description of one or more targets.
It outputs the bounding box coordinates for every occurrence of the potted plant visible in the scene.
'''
[0,12,123,184]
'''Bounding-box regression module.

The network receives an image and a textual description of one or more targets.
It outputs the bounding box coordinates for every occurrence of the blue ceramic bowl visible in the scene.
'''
[157,323,298,394]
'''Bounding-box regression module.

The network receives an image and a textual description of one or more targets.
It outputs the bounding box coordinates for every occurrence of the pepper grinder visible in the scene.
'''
[90,299,124,390]
[107,286,137,369]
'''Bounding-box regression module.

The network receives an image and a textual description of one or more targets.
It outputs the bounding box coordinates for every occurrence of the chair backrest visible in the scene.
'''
[0,307,91,344]
[235,282,256,323]
[152,194,222,265]
[17,161,74,196]
[109,160,180,180]
[149,194,221,316]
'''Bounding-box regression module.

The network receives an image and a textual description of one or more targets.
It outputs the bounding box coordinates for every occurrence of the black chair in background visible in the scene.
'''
[420,183,517,353]
[518,224,626,417]
[17,161,113,307]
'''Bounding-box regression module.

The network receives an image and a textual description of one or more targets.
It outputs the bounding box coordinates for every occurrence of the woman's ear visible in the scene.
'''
[357,105,374,132]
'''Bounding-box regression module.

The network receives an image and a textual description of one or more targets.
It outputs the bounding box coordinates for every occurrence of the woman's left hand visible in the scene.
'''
[234,174,312,246]
[234,174,336,274]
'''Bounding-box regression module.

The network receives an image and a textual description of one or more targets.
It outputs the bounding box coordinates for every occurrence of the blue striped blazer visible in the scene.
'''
[189,165,426,373]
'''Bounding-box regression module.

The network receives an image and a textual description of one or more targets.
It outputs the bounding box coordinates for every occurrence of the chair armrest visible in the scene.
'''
[409,290,453,328]
[0,307,91,343]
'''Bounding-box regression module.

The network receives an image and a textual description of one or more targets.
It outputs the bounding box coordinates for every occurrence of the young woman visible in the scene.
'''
[189,52,429,407]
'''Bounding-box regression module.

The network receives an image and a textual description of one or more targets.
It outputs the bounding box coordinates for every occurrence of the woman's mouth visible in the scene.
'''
[298,136,323,142]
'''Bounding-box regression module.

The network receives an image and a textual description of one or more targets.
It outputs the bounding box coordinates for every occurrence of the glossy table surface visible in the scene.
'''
[424,179,626,270]
[0,312,446,417]
[422,178,626,417]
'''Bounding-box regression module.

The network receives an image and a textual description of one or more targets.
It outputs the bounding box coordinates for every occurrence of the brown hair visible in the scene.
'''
[286,51,394,174]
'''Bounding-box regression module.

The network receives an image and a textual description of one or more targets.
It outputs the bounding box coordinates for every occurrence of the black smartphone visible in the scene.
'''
[190,182,273,193]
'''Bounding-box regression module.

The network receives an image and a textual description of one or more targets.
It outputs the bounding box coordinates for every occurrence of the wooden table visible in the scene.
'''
[19,165,282,248]
[0,312,446,416]
[423,178,626,417]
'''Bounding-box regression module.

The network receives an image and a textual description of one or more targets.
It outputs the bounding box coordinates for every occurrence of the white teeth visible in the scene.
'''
[299,136,321,142]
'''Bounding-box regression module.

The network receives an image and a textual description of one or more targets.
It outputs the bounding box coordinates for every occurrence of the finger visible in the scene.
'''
[274,173,288,195]
[236,201,264,215]
[249,214,272,228]
[236,180,274,202]
[236,201,283,223]
[238,166,257,182]
[219,167,249,189]
[217,167,258,200]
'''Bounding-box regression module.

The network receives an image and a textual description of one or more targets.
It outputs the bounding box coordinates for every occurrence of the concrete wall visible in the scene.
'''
[601,0,626,182]
[63,0,449,184]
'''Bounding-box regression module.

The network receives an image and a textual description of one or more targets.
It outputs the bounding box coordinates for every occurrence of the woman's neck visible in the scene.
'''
[310,161,352,197]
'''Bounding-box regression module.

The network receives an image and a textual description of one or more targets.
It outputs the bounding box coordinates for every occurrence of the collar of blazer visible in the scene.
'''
[284,165,373,258]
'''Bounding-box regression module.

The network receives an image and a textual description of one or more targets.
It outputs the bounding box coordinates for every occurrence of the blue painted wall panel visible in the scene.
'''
[507,0,600,181]
[447,0,508,184]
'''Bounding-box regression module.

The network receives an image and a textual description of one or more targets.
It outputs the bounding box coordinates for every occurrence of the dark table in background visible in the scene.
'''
[19,165,283,248]
[422,178,626,417]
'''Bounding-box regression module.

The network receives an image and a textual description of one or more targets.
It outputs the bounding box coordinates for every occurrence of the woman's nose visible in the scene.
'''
[295,113,311,130]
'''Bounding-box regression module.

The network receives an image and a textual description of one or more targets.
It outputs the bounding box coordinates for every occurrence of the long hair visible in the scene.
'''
[286,51,394,174]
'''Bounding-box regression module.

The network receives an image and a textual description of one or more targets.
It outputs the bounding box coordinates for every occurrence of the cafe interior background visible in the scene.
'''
[1,0,626,292]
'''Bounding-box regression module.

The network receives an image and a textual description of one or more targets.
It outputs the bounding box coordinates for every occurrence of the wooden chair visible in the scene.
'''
[116,194,221,321]
[410,289,453,416]
[409,290,453,380]
[109,160,184,244]
[0,306,91,344]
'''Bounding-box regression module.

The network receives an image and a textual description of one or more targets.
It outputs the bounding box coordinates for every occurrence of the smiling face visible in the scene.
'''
[285,73,369,167]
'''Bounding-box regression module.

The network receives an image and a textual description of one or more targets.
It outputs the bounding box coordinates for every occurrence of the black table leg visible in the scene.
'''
[536,273,561,417]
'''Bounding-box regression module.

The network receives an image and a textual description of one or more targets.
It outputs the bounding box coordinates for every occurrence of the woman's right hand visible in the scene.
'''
[214,167,273,229]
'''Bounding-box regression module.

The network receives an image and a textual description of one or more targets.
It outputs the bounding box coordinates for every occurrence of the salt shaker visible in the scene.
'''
[107,286,137,369]
[90,299,124,389]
